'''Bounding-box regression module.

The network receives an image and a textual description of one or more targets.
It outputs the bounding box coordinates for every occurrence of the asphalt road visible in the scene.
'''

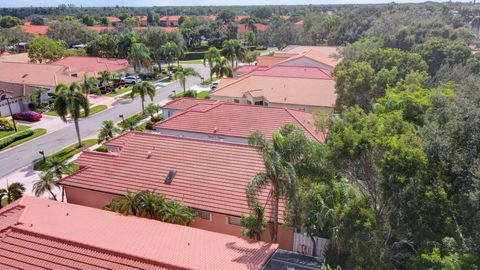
[0,64,210,178]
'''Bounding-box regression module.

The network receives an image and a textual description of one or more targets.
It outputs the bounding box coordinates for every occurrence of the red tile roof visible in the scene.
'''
[87,25,114,32]
[235,65,259,74]
[244,66,332,80]
[237,23,267,35]
[162,97,220,111]
[106,16,121,23]
[0,196,277,270]
[256,55,292,67]
[21,22,48,36]
[235,15,249,21]
[155,102,325,142]
[160,16,181,22]
[59,132,285,221]
[52,56,129,75]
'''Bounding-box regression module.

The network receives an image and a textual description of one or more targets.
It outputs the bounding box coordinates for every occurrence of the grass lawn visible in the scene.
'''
[0,125,29,139]
[0,128,47,152]
[201,77,219,86]
[44,105,108,118]
[106,86,133,97]
[33,139,97,171]
[175,90,210,99]
[180,60,203,64]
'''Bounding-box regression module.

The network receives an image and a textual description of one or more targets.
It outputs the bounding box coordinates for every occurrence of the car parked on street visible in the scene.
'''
[121,76,141,84]
[12,111,42,122]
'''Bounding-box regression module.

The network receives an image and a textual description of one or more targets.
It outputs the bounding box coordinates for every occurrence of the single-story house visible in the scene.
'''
[59,131,294,250]
[160,16,181,27]
[161,97,220,118]
[154,100,326,144]
[0,62,84,116]
[106,16,121,25]
[0,196,278,270]
[237,23,268,40]
[51,56,131,77]
[257,50,340,71]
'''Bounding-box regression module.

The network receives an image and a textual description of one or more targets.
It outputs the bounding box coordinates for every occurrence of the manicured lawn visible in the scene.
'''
[106,86,133,97]
[0,128,47,152]
[44,105,108,118]
[180,60,203,64]
[175,90,210,99]
[0,125,29,139]
[33,139,97,171]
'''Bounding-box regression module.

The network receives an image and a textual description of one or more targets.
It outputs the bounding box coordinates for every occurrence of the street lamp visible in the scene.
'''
[1,93,17,132]
[39,150,46,162]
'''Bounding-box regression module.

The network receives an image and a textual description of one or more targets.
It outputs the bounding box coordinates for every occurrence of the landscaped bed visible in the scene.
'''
[33,139,97,171]
[0,125,29,139]
[175,90,210,99]
[106,86,133,97]
[0,128,47,152]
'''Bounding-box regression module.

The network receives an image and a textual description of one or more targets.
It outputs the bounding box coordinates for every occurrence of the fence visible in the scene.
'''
[293,232,330,260]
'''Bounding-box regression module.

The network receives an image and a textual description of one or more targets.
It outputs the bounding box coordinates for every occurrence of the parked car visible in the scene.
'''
[210,82,218,90]
[121,76,141,84]
[12,111,42,122]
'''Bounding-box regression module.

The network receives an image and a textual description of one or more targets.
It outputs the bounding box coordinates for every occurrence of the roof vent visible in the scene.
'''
[147,151,152,159]
[165,170,176,184]
[213,127,218,133]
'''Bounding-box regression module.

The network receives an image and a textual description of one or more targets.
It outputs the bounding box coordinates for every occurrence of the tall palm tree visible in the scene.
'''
[32,171,58,200]
[0,182,26,207]
[128,42,151,74]
[222,39,247,69]
[131,81,156,114]
[54,83,90,148]
[174,67,201,93]
[160,41,178,68]
[204,47,221,82]
[175,45,186,66]
[25,87,45,109]
[97,120,120,143]
[98,71,112,88]
[211,57,233,79]
[246,131,297,243]
[44,157,69,202]
[81,74,98,98]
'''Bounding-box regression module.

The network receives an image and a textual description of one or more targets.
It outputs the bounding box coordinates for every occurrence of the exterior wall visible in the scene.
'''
[154,128,248,144]
[0,97,24,117]
[162,108,182,119]
[278,58,333,71]
[64,186,123,208]
[63,186,294,250]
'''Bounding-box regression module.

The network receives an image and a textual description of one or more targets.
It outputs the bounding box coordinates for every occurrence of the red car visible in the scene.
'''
[12,111,42,122]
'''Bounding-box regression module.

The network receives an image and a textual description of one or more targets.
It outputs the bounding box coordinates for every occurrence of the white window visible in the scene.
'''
[227,216,241,226]
[194,209,212,221]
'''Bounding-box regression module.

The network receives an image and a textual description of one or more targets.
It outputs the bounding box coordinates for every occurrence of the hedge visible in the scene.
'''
[0,130,34,150]
[182,51,206,61]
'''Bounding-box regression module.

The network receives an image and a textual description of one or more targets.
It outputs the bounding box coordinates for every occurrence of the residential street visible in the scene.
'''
[0,64,210,178]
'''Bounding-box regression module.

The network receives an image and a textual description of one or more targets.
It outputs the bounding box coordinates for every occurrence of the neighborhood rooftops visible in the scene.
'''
[238,65,332,80]
[59,131,286,221]
[154,101,326,143]
[162,97,220,111]
[51,56,130,75]
[21,22,48,36]
[0,196,277,270]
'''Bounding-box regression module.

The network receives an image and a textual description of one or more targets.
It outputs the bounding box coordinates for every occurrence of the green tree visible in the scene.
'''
[25,87,46,109]
[211,56,233,79]
[222,39,246,68]
[174,67,201,93]
[0,16,22,28]
[28,37,64,63]
[81,74,98,98]
[131,81,155,114]
[32,171,59,201]
[97,120,120,143]
[0,182,25,206]
[203,47,221,82]
[128,42,151,74]
[54,83,90,148]
[98,71,112,88]
[240,202,266,241]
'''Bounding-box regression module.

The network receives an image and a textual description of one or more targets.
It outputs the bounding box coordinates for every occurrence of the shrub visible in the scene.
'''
[0,117,13,130]
[182,51,206,60]
[0,130,34,150]
[183,90,197,98]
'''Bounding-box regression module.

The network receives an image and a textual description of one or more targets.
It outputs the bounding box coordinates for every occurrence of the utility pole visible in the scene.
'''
[5,97,17,132]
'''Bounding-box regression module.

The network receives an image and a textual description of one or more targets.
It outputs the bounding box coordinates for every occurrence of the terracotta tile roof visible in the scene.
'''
[211,75,336,108]
[52,56,129,75]
[21,22,48,36]
[256,55,291,67]
[235,65,259,74]
[0,53,30,63]
[87,25,115,32]
[280,15,290,20]
[0,62,83,87]
[154,102,325,142]
[162,97,220,111]
[235,15,249,21]
[59,132,285,221]
[237,23,268,34]
[106,16,121,23]
[244,66,332,80]
[276,49,340,68]
[160,16,181,22]
[0,196,277,270]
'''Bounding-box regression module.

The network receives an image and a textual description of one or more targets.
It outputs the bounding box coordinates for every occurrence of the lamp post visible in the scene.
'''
[119,114,125,123]
[39,150,46,162]
[172,90,176,99]
[3,95,17,132]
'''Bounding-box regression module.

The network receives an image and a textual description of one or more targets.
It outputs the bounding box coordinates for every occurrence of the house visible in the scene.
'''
[160,16,181,27]
[154,100,326,144]
[282,45,342,57]
[0,62,84,116]
[209,67,336,112]
[161,97,220,118]
[237,23,268,40]
[257,50,340,71]
[21,22,48,36]
[0,196,278,270]
[235,15,250,21]
[106,16,121,25]
[51,56,131,76]
[58,131,295,250]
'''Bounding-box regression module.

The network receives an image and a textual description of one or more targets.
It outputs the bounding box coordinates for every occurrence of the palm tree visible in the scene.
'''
[128,42,151,74]
[97,120,120,143]
[161,200,196,225]
[0,182,26,207]
[54,83,90,148]
[246,131,297,243]
[211,57,233,79]
[160,41,178,68]
[98,71,112,88]
[174,67,201,93]
[43,157,69,202]
[25,87,45,109]
[204,47,221,82]
[32,171,58,200]
[131,81,155,114]
[81,74,97,98]
[222,39,247,69]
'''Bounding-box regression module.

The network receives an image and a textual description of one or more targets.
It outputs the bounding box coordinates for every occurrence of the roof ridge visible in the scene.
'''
[284,108,322,143]
[9,227,185,270]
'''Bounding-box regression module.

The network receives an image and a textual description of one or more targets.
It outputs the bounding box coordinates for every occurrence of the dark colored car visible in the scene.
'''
[12,111,42,122]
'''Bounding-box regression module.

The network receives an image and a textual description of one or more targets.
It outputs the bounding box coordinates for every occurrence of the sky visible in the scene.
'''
[0,0,471,8]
